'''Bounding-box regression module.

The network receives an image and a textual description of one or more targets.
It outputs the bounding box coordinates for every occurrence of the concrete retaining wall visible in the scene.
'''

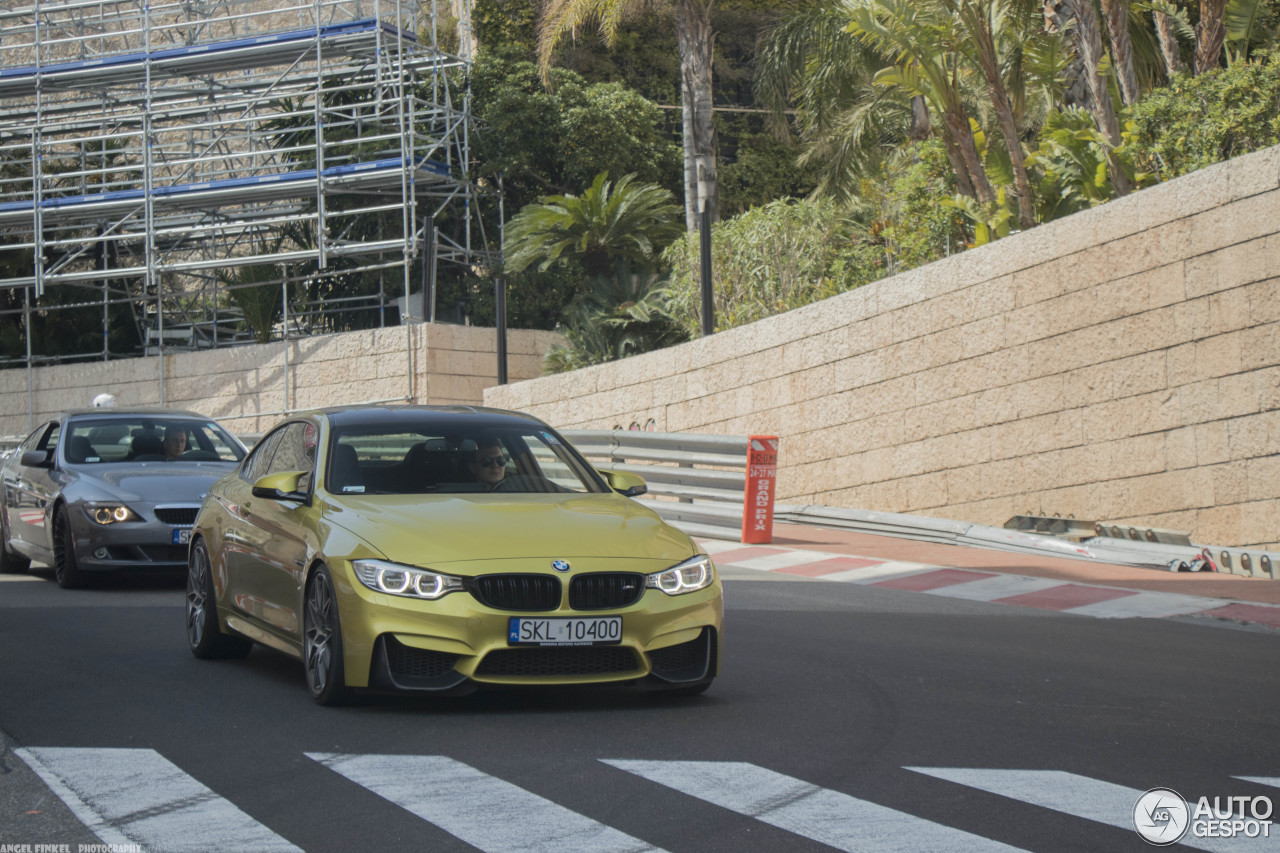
[485,146,1280,550]
[1,323,562,436]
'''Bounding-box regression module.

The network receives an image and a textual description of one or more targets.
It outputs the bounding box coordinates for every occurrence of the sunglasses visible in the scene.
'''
[476,454,507,468]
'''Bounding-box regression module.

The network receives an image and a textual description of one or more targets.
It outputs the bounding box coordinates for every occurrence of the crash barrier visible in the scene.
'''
[564,430,778,544]
[777,504,1280,579]
[1004,514,1194,546]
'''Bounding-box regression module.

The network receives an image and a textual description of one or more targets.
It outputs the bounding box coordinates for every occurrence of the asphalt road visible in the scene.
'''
[2,562,1279,853]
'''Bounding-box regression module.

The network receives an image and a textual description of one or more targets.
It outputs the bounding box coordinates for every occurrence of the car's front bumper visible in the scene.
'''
[69,506,195,572]
[329,559,724,691]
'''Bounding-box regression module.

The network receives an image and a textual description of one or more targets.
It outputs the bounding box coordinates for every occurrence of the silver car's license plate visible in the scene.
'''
[172,528,192,545]
[508,616,621,646]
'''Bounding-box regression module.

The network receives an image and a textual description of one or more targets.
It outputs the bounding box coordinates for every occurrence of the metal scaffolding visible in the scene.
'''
[0,0,491,361]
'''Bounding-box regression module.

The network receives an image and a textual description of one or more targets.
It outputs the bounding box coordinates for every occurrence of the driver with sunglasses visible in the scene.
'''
[467,436,508,490]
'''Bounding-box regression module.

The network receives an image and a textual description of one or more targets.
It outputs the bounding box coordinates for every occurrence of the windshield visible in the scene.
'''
[327,424,606,496]
[66,417,244,464]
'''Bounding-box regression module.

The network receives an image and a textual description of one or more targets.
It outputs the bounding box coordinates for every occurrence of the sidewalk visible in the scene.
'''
[700,521,1280,630]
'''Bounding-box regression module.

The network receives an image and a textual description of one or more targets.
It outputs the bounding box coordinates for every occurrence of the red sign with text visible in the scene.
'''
[741,435,779,544]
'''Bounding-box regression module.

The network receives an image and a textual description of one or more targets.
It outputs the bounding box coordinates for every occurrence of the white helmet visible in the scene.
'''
[92,393,117,408]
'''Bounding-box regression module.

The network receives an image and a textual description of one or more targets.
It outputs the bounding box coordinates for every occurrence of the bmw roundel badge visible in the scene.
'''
[551,560,571,573]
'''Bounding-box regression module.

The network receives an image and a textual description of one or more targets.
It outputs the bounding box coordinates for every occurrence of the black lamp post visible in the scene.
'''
[697,155,714,337]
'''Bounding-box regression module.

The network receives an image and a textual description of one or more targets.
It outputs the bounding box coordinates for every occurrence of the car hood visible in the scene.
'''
[67,464,235,503]
[323,493,697,566]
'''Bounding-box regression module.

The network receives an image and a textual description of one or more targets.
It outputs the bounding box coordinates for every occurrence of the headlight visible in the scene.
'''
[83,503,141,524]
[647,554,715,595]
[352,559,465,600]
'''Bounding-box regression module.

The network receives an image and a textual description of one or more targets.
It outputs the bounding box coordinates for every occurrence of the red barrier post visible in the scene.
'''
[741,435,779,544]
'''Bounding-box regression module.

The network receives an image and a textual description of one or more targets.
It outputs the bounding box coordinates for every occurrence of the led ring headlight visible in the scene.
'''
[352,559,464,600]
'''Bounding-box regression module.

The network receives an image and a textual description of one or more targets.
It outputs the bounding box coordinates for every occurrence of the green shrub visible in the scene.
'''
[1125,52,1280,179]
[662,197,887,335]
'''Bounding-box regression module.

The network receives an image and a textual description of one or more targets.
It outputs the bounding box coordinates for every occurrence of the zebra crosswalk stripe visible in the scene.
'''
[307,752,664,853]
[15,747,300,853]
[908,767,1280,852]
[603,759,1025,852]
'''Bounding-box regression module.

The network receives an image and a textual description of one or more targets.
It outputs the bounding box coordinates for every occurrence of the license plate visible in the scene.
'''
[508,616,622,646]
[172,528,192,545]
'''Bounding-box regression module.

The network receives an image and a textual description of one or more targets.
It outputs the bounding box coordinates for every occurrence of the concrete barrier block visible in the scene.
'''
[1206,284,1255,336]
[1226,146,1280,201]
[1187,191,1280,259]
[1049,207,1100,257]
[904,470,950,512]
[1089,191,1146,245]
[1237,499,1280,550]
[1164,426,1198,470]
[1139,159,1232,232]
[1212,459,1248,504]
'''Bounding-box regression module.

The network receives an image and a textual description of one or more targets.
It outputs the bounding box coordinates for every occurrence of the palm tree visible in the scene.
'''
[504,172,684,277]
[1055,0,1134,194]
[1196,0,1231,71]
[1152,7,1187,76]
[755,5,918,202]
[536,0,718,232]
[848,0,998,204]
[543,262,688,371]
[949,0,1039,228]
[1101,0,1142,103]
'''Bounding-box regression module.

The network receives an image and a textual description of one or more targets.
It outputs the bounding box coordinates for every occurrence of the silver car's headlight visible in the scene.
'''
[352,559,465,600]
[82,502,142,524]
[646,554,715,596]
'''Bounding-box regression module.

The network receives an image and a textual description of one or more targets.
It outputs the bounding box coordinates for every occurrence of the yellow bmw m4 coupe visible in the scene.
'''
[185,406,723,704]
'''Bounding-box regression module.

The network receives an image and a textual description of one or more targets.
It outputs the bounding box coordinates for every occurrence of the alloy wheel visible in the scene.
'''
[304,571,336,695]
[186,544,209,648]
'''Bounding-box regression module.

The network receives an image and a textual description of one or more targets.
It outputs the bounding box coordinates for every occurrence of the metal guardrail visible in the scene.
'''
[779,504,1280,579]
[564,430,774,543]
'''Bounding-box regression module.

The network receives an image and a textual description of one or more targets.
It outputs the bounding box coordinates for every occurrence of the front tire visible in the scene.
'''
[186,538,252,660]
[304,564,351,706]
[52,506,86,589]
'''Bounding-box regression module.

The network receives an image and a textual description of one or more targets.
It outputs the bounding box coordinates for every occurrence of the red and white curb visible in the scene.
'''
[699,540,1280,630]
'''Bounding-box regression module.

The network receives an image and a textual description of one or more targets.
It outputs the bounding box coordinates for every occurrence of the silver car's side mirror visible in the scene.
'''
[20,449,52,469]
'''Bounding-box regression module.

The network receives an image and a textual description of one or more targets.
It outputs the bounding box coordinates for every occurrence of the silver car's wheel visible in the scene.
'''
[52,506,86,589]
[186,539,252,660]
[304,564,350,705]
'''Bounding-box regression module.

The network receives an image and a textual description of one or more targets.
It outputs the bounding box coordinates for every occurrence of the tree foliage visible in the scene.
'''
[1125,49,1280,177]
[662,197,887,335]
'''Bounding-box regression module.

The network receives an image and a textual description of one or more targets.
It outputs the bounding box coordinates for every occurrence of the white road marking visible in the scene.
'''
[1237,777,1280,788]
[694,539,746,555]
[908,768,1279,852]
[921,575,1063,602]
[307,753,663,853]
[604,759,1024,852]
[1069,591,1235,618]
[724,550,843,571]
[839,563,943,583]
[15,747,300,853]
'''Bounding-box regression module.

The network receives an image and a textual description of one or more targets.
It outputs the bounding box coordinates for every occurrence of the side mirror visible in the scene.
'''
[600,469,647,498]
[251,471,309,502]
[20,449,52,469]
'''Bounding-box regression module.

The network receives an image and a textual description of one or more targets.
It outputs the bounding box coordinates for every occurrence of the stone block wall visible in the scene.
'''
[1,323,562,437]
[486,146,1280,550]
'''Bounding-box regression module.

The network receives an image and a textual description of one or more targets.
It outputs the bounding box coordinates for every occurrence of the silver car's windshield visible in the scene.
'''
[66,417,243,464]
[328,426,606,495]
